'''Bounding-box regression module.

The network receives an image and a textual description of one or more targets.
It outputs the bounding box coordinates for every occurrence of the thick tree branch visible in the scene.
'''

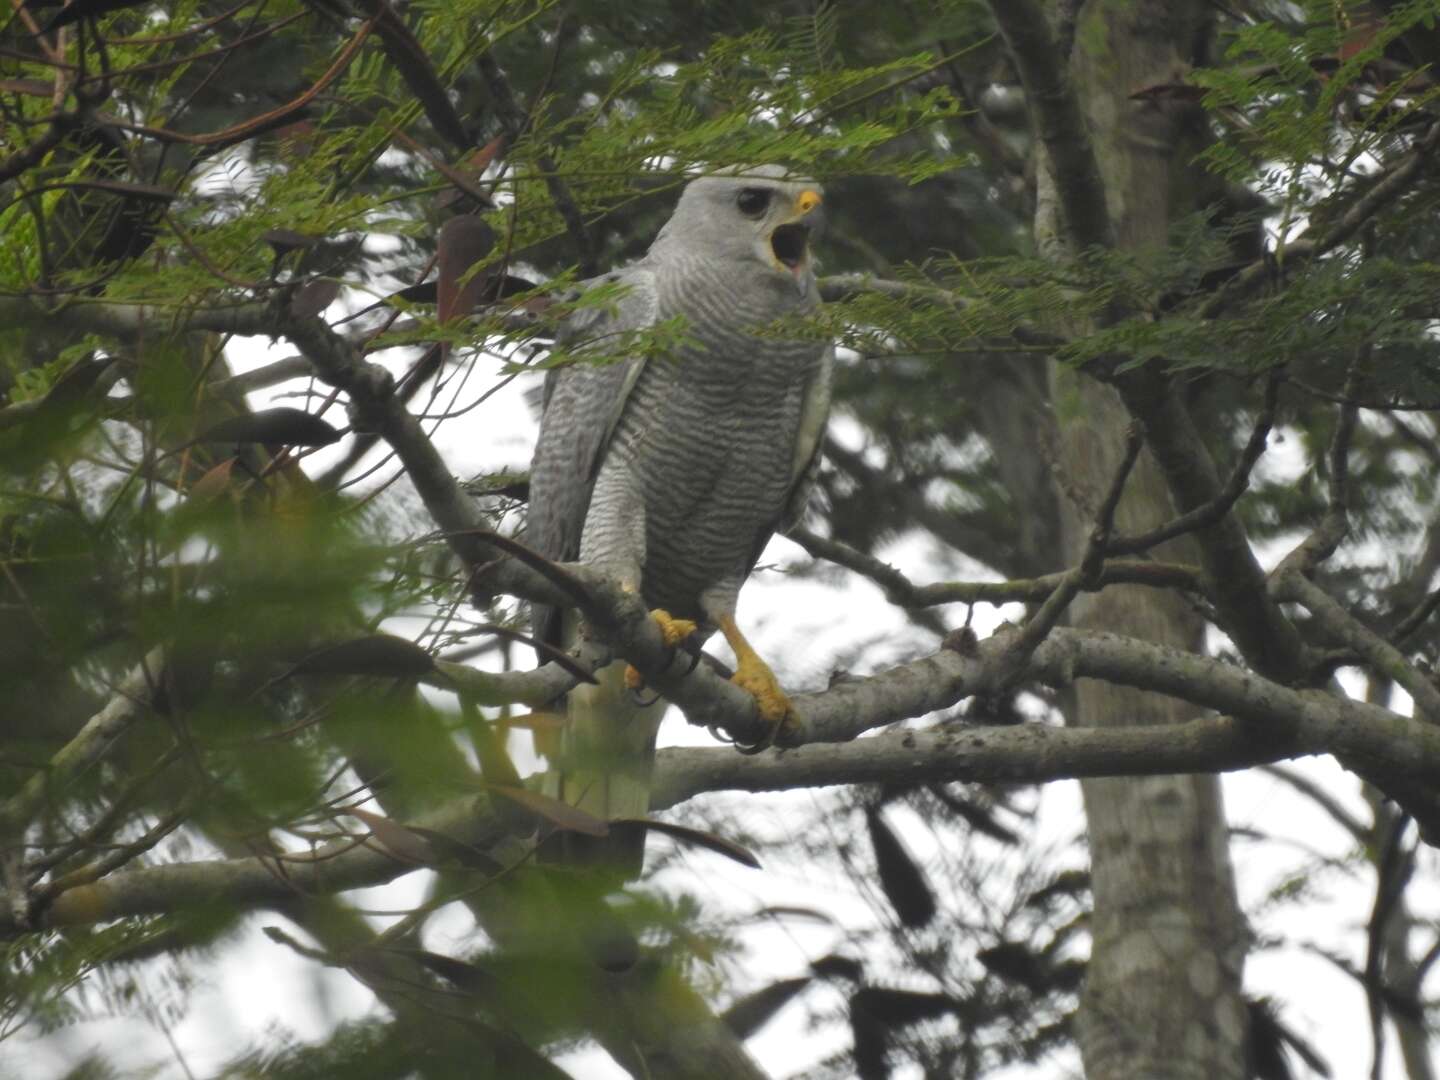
[987,0,1114,252]
[651,717,1295,806]
[0,718,1310,935]
[11,300,1435,836]
[24,794,505,932]
[12,678,1438,937]
[431,655,586,706]
[1116,374,1309,681]
[1105,373,1278,557]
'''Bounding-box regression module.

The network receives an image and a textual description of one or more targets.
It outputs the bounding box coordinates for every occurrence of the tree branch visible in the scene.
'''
[1200,122,1440,320]
[651,716,1295,807]
[1273,570,1440,723]
[474,52,597,275]
[785,526,1202,607]
[12,300,1437,835]
[987,0,1113,252]
[0,649,163,877]
[996,420,1143,677]
[1115,373,1310,681]
[1104,373,1278,557]
[13,673,1439,937]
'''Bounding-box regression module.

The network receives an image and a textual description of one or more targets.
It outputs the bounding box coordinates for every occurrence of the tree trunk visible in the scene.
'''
[1036,3,1251,1076]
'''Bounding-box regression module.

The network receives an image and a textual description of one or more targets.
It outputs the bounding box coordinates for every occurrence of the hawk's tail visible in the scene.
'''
[542,660,663,880]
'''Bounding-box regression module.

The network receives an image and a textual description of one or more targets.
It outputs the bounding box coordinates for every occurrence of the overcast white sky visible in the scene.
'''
[9,303,1437,1080]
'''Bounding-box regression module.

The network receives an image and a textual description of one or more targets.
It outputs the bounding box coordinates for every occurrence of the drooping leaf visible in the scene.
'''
[810,954,865,983]
[186,457,238,503]
[403,826,505,875]
[195,407,341,447]
[38,0,152,31]
[851,999,887,1080]
[486,785,610,836]
[752,905,836,925]
[866,808,936,928]
[1247,996,1331,1079]
[410,949,503,997]
[851,986,956,1026]
[42,354,116,410]
[610,818,761,869]
[1024,869,1091,910]
[260,228,320,255]
[290,279,341,318]
[928,784,1022,845]
[348,807,437,864]
[289,635,436,678]
[721,976,813,1039]
[469,709,525,791]
[436,215,496,352]
[977,941,1051,993]
[435,136,506,210]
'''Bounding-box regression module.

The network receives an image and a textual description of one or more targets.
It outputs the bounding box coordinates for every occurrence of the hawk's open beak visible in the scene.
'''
[769,189,823,274]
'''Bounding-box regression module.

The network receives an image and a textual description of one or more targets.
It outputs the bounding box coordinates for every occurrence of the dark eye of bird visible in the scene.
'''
[736,187,771,217]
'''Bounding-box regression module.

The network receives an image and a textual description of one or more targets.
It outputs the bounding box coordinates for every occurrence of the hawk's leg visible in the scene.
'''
[624,609,698,690]
[719,614,794,748]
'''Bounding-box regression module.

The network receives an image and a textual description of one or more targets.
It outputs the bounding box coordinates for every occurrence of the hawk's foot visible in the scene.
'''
[732,654,793,725]
[650,609,697,648]
[719,614,795,751]
[624,610,697,699]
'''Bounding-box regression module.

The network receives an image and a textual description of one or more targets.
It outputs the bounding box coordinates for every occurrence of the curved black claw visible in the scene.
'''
[733,719,781,755]
[631,685,663,707]
[708,715,782,755]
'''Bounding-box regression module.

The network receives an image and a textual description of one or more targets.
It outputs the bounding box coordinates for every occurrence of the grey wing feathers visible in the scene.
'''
[784,341,835,526]
[528,267,659,642]
[748,340,835,576]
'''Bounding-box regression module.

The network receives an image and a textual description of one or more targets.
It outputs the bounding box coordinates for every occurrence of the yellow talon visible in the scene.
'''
[719,614,794,746]
[731,655,793,726]
[623,611,696,693]
[650,609,698,648]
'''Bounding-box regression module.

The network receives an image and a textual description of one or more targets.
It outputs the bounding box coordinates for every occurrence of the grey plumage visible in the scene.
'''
[528,165,832,873]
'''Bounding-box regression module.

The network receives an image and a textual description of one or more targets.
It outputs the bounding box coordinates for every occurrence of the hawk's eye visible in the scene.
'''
[736,187,771,217]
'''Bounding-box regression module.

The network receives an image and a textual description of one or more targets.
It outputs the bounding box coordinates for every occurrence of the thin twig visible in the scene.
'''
[995,421,1145,679]
[1258,763,1369,841]
[475,51,597,274]
[786,525,1201,606]
[1200,122,1440,320]
[1106,373,1279,556]
[1273,570,1440,722]
[816,273,1063,348]
[1277,352,1363,574]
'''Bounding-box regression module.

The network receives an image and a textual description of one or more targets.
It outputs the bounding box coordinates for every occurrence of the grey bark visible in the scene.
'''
[1029,3,1251,1077]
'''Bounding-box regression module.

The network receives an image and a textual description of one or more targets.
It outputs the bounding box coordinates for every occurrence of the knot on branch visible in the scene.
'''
[344,364,397,433]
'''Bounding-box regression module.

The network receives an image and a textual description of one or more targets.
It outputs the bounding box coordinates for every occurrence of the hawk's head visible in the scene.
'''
[658,165,825,292]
